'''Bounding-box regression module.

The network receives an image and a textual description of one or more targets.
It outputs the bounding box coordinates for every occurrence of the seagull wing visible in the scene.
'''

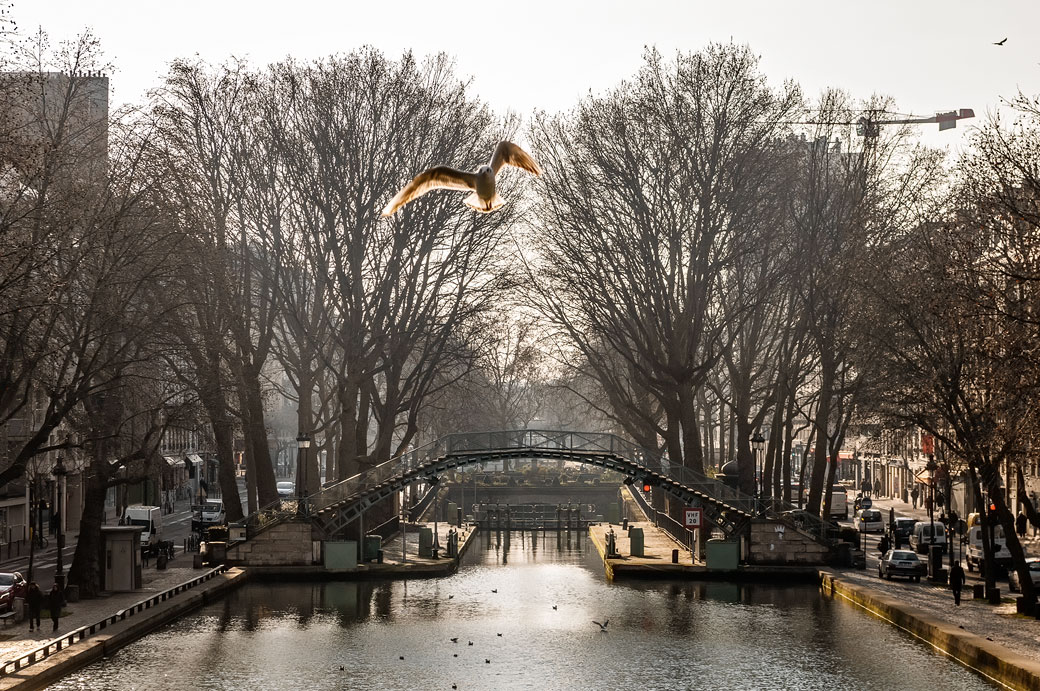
[381,166,477,216]
[490,141,542,176]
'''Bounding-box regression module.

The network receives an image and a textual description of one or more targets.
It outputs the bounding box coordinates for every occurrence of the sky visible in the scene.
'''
[11,0,1040,152]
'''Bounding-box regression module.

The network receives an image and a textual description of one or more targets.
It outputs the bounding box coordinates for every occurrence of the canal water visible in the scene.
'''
[49,530,996,690]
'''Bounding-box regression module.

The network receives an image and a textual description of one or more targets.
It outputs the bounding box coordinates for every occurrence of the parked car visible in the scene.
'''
[854,509,884,533]
[892,517,917,548]
[878,549,927,582]
[277,481,295,498]
[1008,558,1040,592]
[910,520,948,554]
[0,572,27,612]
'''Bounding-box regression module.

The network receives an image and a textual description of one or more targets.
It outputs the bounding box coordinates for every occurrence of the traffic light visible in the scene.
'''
[643,481,652,493]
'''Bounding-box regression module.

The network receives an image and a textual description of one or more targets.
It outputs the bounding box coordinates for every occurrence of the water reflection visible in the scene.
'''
[48,529,996,691]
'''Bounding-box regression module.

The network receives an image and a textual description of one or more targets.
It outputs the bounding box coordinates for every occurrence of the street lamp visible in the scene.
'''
[52,455,67,591]
[925,455,937,576]
[296,433,311,517]
[751,432,765,515]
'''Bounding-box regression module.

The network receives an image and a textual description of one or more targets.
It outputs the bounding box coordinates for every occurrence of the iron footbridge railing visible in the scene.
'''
[234,430,837,545]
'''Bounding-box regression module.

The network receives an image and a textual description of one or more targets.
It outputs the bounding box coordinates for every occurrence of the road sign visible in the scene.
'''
[683,508,702,528]
[859,497,873,510]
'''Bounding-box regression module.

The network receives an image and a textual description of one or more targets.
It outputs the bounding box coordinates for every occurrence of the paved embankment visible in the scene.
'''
[821,570,1040,691]
[250,524,480,580]
[587,521,817,581]
[0,566,247,691]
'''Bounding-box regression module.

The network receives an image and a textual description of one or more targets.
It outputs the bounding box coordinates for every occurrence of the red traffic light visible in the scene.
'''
[642,483,652,493]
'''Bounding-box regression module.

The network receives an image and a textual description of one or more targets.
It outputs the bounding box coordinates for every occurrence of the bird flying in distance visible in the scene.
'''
[993,37,1007,45]
[593,619,609,631]
[381,141,542,217]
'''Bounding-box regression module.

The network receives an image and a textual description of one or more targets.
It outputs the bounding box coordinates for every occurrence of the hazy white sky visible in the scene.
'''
[13,0,1040,149]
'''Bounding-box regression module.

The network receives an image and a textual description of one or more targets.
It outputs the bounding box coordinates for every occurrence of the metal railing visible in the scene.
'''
[233,429,835,544]
[0,565,231,677]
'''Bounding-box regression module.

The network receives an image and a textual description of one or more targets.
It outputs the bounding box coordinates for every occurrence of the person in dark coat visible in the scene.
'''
[949,561,966,606]
[911,486,919,509]
[25,582,42,632]
[1017,512,1028,539]
[47,583,63,632]
[878,534,891,556]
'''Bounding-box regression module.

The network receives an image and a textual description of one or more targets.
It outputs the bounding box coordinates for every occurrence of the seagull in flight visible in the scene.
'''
[381,141,542,216]
[993,37,1007,45]
[592,619,609,632]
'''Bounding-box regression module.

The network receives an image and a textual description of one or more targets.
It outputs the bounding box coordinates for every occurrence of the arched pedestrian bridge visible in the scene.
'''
[241,430,835,546]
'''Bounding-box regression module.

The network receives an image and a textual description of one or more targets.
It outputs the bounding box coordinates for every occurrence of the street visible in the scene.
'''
[844,494,1039,591]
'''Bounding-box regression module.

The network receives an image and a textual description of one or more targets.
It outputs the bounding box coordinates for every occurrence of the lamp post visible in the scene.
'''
[296,433,311,517]
[751,432,765,515]
[52,455,67,591]
[925,455,937,577]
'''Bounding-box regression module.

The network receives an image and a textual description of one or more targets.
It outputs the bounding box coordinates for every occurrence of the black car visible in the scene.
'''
[892,517,917,548]
[878,549,926,582]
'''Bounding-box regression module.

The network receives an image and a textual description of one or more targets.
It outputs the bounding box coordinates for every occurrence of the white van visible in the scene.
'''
[909,521,947,554]
[124,505,163,554]
[966,524,1011,572]
[829,490,849,520]
[191,501,226,532]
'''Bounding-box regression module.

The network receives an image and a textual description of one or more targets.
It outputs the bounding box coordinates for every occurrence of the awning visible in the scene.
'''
[188,454,204,465]
[162,456,181,468]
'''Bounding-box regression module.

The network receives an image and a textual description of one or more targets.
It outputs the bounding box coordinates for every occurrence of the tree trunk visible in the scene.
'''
[807,355,835,516]
[735,417,755,496]
[967,463,996,594]
[984,462,1035,604]
[197,375,243,521]
[67,476,108,598]
[678,390,704,474]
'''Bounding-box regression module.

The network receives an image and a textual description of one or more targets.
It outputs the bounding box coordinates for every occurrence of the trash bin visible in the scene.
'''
[64,585,80,603]
[671,548,679,564]
[157,553,168,570]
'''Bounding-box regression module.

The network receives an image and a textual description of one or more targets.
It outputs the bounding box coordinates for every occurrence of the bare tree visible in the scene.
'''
[529,44,800,481]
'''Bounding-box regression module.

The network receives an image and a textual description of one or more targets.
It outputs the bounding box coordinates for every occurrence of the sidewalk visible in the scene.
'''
[844,494,1039,665]
[0,560,204,665]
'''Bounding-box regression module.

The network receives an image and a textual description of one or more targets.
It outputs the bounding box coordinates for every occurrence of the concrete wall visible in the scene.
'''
[226,521,313,566]
[747,519,830,566]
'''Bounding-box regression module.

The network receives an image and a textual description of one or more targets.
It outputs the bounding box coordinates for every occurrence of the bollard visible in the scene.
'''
[972,584,985,599]
[987,587,1001,605]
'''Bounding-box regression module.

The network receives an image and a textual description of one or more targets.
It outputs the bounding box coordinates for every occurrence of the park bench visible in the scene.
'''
[0,611,16,628]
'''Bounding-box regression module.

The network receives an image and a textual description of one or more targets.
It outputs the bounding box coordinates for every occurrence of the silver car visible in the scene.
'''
[878,549,926,582]
[1008,557,1040,592]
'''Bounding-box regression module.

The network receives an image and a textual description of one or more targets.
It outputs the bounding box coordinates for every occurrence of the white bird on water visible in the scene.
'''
[381,141,542,217]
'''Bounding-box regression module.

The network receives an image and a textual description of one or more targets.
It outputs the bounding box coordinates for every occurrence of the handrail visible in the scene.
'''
[0,565,231,677]
[231,428,834,544]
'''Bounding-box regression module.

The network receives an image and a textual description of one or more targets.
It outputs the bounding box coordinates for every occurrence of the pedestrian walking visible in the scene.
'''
[911,486,920,509]
[874,479,882,497]
[949,561,966,606]
[1017,512,1027,539]
[47,583,64,632]
[878,534,891,556]
[25,582,42,632]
